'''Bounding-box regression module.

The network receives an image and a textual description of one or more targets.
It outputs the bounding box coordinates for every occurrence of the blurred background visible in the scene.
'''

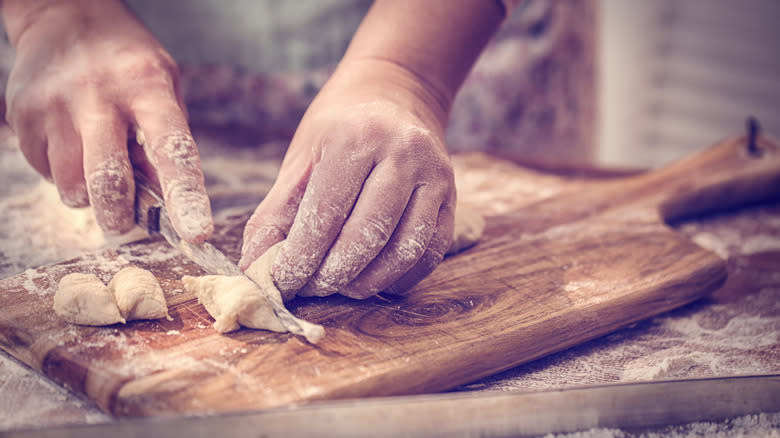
[598,0,780,167]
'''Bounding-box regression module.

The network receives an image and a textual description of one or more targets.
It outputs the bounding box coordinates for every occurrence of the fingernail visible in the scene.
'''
[166,181,213,243]
[237,251,253,270]
[238,232,263,269]
[59,182,89,208]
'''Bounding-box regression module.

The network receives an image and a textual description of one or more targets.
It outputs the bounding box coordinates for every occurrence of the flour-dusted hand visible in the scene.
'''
[239,0,504,300]
[1,0,213,242]
[239,62,456,300]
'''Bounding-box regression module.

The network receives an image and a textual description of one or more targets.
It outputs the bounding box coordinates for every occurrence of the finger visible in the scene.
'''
[337,186,440,299]
[132,97,213,243]
[384,197,456,296]
[79,106,136,235]
[272,151,374,298]
[298,161,413,298]
[46,112,88,207]
[237,162,311,272]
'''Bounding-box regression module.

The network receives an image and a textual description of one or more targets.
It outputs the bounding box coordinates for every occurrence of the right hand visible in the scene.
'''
[239,60,457,301]
[2,0,213,242]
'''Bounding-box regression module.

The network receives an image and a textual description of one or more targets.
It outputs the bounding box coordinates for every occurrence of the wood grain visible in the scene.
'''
[0,134,778,417]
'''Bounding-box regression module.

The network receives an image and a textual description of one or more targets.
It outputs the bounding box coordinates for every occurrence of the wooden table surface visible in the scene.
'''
[1,126,778,435]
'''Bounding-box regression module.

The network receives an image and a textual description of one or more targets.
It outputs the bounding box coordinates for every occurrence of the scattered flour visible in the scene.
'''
[0,352,111,430]
[453,154,565,215]
[542,412,780,437]
[0,181,107,278]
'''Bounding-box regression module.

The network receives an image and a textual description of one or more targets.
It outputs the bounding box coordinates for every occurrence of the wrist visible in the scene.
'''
[327,57,452,136]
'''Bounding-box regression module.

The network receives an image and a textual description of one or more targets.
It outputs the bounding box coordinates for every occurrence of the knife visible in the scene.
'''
[3,374,778,437]
[133,175,314,341]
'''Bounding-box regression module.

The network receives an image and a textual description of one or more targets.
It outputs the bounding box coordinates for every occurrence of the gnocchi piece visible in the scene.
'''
[54,273,126,326]
[108,266,170,321]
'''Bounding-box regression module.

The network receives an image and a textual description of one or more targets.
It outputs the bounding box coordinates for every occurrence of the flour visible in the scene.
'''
[452,154,565,214]
[165,180,213,239]
[0,352,110,430]
[679,208,780,256]
[0,181,107,278]
[621,306,779,381]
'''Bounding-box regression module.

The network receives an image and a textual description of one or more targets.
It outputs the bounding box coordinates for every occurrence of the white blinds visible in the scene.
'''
[598,0,780,167]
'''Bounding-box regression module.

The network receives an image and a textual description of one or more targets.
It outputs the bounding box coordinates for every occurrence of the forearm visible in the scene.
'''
[340,0,505,125]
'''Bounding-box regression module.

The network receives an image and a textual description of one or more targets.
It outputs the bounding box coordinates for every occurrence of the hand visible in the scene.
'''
[2,0,212,242]
[239,60,456,300]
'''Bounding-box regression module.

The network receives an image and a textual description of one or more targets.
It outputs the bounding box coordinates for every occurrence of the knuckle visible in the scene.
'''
[6,84,50,126]
[415,241,447,278]
[305,276,342,297]
[392,236,427,268]
[361,215,394,247]
[150,132,200,170]
[272,247,318,293]
[116,50,177,84]
[422,152,454,183]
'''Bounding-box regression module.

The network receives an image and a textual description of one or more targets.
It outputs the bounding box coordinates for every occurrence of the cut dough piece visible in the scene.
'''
[54,273,125,326]
[182,243,324,343]
[447,206,486,255]
[182,274,287,334]
[109,266,170,321]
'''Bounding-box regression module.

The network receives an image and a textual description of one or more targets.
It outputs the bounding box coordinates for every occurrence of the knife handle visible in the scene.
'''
[134,175,164,235]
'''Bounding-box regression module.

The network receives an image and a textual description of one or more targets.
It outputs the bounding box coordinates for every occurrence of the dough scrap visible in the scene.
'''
[109,266,170,321]
[182,243,325,343]
[54,273,126,326]
[447,207,486,255]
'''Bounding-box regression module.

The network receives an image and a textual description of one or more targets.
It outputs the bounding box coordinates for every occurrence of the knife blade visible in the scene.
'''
[133,175,312,341]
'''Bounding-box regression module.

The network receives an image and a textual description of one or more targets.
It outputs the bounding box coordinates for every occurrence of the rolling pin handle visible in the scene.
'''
[746,116,762,157]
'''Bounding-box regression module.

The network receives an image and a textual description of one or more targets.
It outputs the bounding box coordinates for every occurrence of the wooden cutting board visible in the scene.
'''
[1,134,778,417]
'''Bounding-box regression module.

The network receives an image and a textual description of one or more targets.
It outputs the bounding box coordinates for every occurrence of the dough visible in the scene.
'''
[182,274,287,334]
[182,243,325,343]
[109,266,170,321]
[54,273,126,326]
[447,207,485,255]
[180,208,484,342]
[54,267,170,326]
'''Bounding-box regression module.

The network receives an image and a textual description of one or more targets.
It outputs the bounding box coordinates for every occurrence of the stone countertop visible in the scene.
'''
[1,126,778,436]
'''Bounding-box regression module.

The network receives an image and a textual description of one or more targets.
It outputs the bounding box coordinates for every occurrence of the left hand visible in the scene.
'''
[238,60,456,300]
